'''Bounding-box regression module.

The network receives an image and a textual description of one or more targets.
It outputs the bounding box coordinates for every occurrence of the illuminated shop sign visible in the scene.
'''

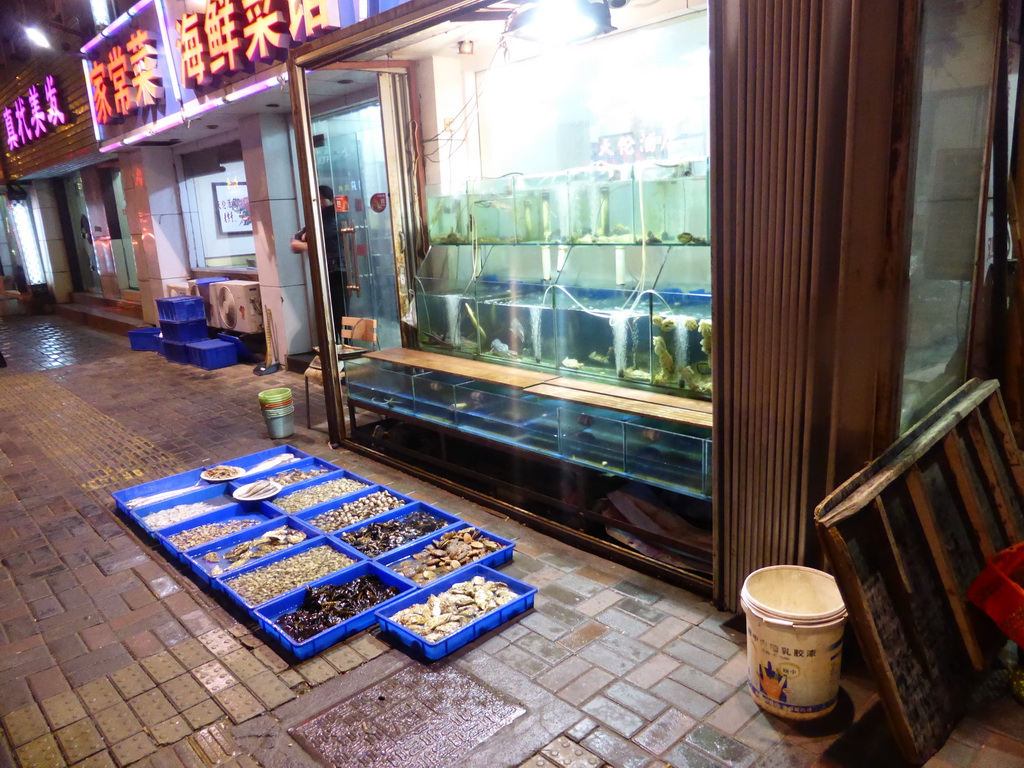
[2,76,67,152]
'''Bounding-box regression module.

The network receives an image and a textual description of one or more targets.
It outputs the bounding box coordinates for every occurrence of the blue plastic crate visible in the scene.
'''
[226,457,341,492]
[288,484,417,534]
[160,319,209,343]
[187,339,237,370]
[264,470,377,517]
[377,524,515,583]
[210,445,319,477]
[216,536,365,606]
[255,561,416,660]
[333,502,463,560]
[179,515,318,586]
[156,295,205,322]
[111,468,215,518]
[156,500,284,558]
[163,340,190,364]
[156,335,166,357]
[131,485,236,534]
[376,563,536,661]
[128,327,161,351]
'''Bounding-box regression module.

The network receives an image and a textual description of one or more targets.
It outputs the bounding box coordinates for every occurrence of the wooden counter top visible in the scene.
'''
[526,383,712,428]
[364,348,558,389]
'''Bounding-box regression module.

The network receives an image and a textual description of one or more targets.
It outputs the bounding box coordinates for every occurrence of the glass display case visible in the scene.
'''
[425,183,470,245]
[635,161,710,246]
[414,245,479,354]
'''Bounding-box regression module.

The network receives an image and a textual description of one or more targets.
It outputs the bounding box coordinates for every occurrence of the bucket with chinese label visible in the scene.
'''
[740,566,847,720]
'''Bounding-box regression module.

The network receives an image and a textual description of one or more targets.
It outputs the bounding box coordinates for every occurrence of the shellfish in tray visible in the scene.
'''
[390,575,517,643]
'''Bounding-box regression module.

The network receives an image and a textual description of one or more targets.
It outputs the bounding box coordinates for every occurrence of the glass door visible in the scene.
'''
[311,76,401,349]
[63,174,102,294]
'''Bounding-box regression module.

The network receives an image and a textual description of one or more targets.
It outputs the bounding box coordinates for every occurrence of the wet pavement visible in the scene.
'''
[0,314,1022,768]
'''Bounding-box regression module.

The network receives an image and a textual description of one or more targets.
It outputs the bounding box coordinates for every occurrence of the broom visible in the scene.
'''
[254,307,281,375]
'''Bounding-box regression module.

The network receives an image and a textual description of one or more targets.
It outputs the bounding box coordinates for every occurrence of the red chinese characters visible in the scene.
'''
[126,30,164,108]
[205,0,247,75]
[107,46,136,116]
[288,0,339,43]
[90,60,116,125]
[176,12,212,88]
[241,0,290,63]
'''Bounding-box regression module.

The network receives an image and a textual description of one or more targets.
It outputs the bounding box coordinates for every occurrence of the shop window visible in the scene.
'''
[6,196,45,286]
[179,141,256,271]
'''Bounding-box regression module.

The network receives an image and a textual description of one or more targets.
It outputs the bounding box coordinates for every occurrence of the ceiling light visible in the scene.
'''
[25,26,51,48]
[457,40,474,55]
[505,0,615,45]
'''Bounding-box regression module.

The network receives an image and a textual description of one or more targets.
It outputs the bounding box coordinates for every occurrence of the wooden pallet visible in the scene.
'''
[815,379,1024,764]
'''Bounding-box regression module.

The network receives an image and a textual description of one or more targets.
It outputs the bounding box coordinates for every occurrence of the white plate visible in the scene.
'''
[232,481,282,501]
[200,465,246,482]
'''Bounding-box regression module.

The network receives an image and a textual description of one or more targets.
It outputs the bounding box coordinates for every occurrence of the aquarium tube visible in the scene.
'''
[557,244,569,273]
[542,245,552,281]
[615,246,626,286]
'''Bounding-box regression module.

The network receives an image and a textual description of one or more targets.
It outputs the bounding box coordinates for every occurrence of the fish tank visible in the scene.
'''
[635,161,710,246]
[569,165,635,244]
[471,176,518,244]
[515,171,570,244]
[426,182,470,245]
[415,244,480,354]
[651,246,713,396]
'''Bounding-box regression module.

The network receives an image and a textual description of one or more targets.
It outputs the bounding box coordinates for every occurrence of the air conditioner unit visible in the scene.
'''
[211,280,263,333]
[166,282,193,297]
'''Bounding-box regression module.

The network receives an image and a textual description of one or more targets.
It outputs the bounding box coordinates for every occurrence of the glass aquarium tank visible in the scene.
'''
[414,244,480,354]
[635,161,710,246]
[650,246,713,396]
[514,171,570,244]
[568,166,635,244]
[471,176,518,243]
[426,182,470,245]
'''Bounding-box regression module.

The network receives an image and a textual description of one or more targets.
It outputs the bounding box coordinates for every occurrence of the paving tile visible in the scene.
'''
[110,732,156,766]
[75,679,121,716]
[576,591,623,618]
[169,639,214,670]
[220,649,267,680]
[625,653,681,689]
[109,663,156,699]
[297,658,335,686]
[278,670,305,689]
[161,674,208,712]
[616,597,669,625]
[536,656,595,693]
[93,702,143,744]
[596,607,652,638]
[41,691,88,730]
[579,641,638,676]
[604,680,668,719]
[555,573,605,598]
[182,699,224,730]
[538,552,581,571]
[16,733,65,768]
[705,691,762,735]
[537,600,588,628]
[521,612,572,641]
[664,639,726,674]
[197,629,242,658]
[191,661,237,695]
[566,717,600,742]
[321,645,364,673]
[581,695,646,738]
[151,715,191,746]
[752,742,817,768]
[639,616,693,649]
[558,667,614,707]
[518,631,572,664]
[497,644,552,678]
[128,689,177,728]
[715,653,750,688]
[3,703,49,747]
[243,670,296,709]
[55,718,105,764]
[653,597,711,626]
[735,712,789,753]
[140,652,186,684]
[633,708,697,755]
[540,584,586,606]
[540,734,603,767]
[559,621,608,652]
[682,626,741,660]
[80,625,118,652]
[71,752,116,768]
[250,645,289,673]
[651,678,717,719]
[670,665,738,704]
[213,685,264,724]
[685,724,757,768]
[662,741,721,768]
[581,726,653,768]
[518,756,559,768]
[612,579,664,604]
[348,633,389,660]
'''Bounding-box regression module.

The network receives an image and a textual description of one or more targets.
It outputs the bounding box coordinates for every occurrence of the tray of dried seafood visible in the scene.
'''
[226,456,341,492]
[255,562,416,659]
[130,485,237,534]
[264,471,376,516]
[156,501,285,564]
[181,517,321,586]
[375,564,536,661]
[377,525,515,585]
[291,485,417,534]
[332,503,462,559]
[216,537,364,607]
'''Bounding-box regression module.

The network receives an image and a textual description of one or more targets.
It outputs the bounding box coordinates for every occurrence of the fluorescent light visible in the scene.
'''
[25,27,51,48]
[505,0,615,44]
[8,200,46,285]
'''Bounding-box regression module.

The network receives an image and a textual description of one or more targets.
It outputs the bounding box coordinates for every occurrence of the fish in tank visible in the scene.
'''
[554,294,652,383]
[476,297,555,366]
[651,314,712,395]
[416,293,480,353]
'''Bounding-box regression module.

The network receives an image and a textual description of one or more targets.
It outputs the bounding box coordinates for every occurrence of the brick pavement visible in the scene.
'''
[0,314,1022,768]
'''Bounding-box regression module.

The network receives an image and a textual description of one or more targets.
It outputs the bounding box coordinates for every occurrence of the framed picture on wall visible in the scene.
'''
[213,182,252,235]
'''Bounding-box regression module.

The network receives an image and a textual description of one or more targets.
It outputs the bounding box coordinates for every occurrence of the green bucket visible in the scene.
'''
[258,387,292,404]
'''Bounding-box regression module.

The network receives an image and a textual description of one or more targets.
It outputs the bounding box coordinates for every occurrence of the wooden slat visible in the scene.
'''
[526,384,712,429]
[942,431,997,559]
[365,348,558,388]
[904,467,985,669]
[543,377,713,415]
[982,395,1024,525]
[966,409,1023,542]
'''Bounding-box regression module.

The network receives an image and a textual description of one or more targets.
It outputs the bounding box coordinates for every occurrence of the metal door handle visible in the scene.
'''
[340,226,361,297]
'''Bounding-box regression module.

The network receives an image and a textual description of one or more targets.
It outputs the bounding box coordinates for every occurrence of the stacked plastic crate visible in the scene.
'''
[151,296,238,370]
[111,445,533,661]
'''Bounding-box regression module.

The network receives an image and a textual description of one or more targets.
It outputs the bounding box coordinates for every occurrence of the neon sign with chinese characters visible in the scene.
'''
[88,27,166,124]
[2,77,67,152]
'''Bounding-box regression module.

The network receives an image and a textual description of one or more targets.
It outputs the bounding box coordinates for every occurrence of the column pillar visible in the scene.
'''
[29,181,73,303]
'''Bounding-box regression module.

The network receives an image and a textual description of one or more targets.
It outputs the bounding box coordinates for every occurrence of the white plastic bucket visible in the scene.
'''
[740,565,847,720]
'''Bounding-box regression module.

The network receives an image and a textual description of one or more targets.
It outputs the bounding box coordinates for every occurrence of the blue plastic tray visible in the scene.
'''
[376,524,515,583]
[156,296,204,322]
[187,339,237,369]
[111,468,213,517]
[163,340,190,365]
[264,471,378,517]
[290,484,417,534]
[181,516,319,587]
[254,561,416,660]
[131,485,236,534]
[160,319,209,343]
[156,501,285,561]
[376,564,536,661]
[128,327,161,351]
[226,456,341,492]
[216,536,365,606]
[332,502,464,560]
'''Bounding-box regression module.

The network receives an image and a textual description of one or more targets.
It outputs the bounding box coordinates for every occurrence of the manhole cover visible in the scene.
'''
[291,665,525,768]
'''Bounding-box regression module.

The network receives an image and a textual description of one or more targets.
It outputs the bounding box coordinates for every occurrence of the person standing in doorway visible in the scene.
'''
[291,185,347,336]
